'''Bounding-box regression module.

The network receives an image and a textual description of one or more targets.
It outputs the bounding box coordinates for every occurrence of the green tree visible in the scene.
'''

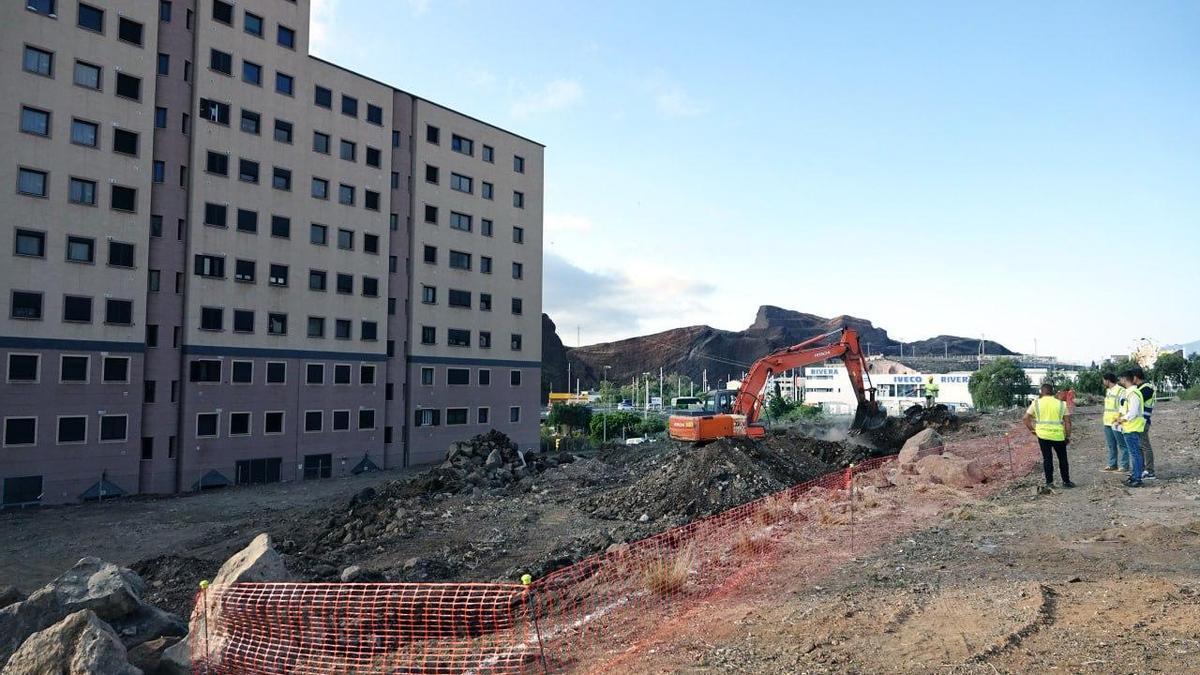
[968,358,1032,410]
[1042,367,1072,392]
[1073,368,1105,396]
[1152,352,1190,391]
[547,404,592,432]
[1189,354,1200,388]
[589,411,643,439]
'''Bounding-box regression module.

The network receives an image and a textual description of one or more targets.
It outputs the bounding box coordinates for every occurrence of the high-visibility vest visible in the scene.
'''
[926,382,939,396]
[1119,386,1146,433]
[1139,382,1156,421]
[1103,385,1122,426]
[1031,395,1067,441]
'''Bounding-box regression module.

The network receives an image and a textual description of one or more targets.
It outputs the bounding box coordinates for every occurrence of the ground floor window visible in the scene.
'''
[304,453,332,480]
[235,457,281,485]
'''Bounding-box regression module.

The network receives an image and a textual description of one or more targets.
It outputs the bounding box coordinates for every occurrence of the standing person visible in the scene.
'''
[1100,373,1128,472]
[1131,367,1157,480]
[1114,370,1145,488]
[925,376,940,409]
[1023,383,1075,488]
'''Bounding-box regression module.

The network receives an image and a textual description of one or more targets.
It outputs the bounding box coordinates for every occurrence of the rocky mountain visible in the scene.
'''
[542,305,1014,392]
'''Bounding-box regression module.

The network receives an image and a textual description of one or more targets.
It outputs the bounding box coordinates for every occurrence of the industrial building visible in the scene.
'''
[1,0,542,505]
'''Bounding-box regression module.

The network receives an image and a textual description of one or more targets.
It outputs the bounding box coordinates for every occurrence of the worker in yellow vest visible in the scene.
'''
[1114,369,1145,488]
[924,376,939,409]
[1130,367,1156,480]
[1101,373,1128,472]
[1023,383,1074,488]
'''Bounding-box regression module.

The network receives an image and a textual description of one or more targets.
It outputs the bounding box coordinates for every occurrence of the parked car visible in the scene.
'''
[617,400,634,411]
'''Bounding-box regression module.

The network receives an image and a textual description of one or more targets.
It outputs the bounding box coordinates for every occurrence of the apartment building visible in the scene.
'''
[0,0,543,506]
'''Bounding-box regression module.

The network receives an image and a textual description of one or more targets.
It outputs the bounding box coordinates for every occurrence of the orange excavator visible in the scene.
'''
[668,328,886,442]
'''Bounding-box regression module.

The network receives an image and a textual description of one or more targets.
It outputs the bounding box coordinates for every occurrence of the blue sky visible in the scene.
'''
[312,0,1199,362]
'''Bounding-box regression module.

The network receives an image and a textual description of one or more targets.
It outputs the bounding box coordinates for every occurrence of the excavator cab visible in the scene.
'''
[706,389,737,415]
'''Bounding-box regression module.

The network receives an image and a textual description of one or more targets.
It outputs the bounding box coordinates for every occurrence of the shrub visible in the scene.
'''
[643,544,695,596]
[1179,385,1200,401]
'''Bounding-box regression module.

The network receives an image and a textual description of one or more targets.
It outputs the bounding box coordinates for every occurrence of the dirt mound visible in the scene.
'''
[128,555,221,618]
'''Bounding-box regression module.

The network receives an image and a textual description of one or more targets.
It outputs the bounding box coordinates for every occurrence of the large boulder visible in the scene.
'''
[1,609,141,675]
[127,636,181,674]
[914,452,985,487]
[0,558,146,668]
[898,428,944,470]
[0,587,23,610]
[109,604,187,649]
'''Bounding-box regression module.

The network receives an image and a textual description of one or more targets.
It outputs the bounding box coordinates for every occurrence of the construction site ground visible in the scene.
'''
[1,401,1196,674]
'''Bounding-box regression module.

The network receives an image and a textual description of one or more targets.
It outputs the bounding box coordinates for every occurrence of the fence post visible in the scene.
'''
[523,576,550,673]
[1005,433,1015,479]
[847,464,856,526]
[199,580,210,674]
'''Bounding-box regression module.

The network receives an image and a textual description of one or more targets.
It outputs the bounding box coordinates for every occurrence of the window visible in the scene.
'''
[332,410,350,431]
[479,408,490,424]
[111,185,137,212]
[510,407,521,423]
[58,417,86,444]
[450,173,472,193]
[240,109,261,134]
[152,161,165,183]
[481,220,494,237]
[479,293,492,311]
[361,321,378,341]
[235,209,257,233]
[513,226,525,244]
[14,230,45,258]
[452,134,474,156]
[425,165,440,184]
[204,203,227,227]
[423,245,437,263]
[426,124,440,144]
[271,215,290,238]
[115,16,143,45]
[112,129,140,156]
[336,273,353,294]
[364,234,380,254]
[446,408,468,426]
[269,264,288,287]
[158,53,170,76]
[206,151,228,175]
[274,119,293,143]
[278,25,296,48]
[108,241,135,268]
[18,169,47,197]
[196,413,218,438]
[337,228,354,250]
[69,178,97,205]
[449,289,471,308]
[23,46,53,77]
[335,319,352,339]
[238,159,259,184]
[313,131,330,153]
[242,60,262,86]
[66,237,95,263]
[482,182,494,200]
[155,107,167,128]
[334,364,351,384]
[449,250,472,270]
[209,49,232,75]
[244,11,263,37]
[211,0,233,24]
[194,254,225,278]
[273,167,291,190]
[367,104,383,125]
[366,147,382,168]
[392,130,401,147]
[361,365,376,385]
[144,380,157,402]
[510,370,524,387]
[20,107,50,137]
[362,277,379,297]
[200,98,230,125]
[27,0,55,17]
[160,1,171,21]
[233,309,254,333]
[338,184,355,206]
[448,329,471,347]
[309,270,327,291]
[266,362,286,384]
[450,212,472,232]
[512,297,524,315]
[483,145,494,162]
[314,85,332,108]
[200,306,223,331]
[105,299,133,325]
[150,215,163,237]
[306,363,324,384]
[311,177,329,200]
[310,224,328,245]
[304,411,322,432]
[275,72,294,96]
[71,119,98,147]
[424,204,438,223]
[421,326,436,344]
[307,316,325,337]
[7,354,38,383]
[513,191,525,208]
[358,409,375,430]
[74,61,101,89]
[264,411,284,434]
[268,313,287,335]
[514,155,526,173]
[115,73,141,100]
[479,331,491,349]
[231,361,253,384]
[341,95,358,117]
[418,367,435,386]
[61,356,89,383]
[229,412,250,436]
[447,368,470,386]
[10,291,42,320]
[512,262,524,279]
[102,356,129,383]
[62,295,92,322]
[365,190,380,211]
[511,334,523,351]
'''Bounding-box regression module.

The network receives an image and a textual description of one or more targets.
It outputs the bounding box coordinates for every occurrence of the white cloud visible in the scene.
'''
[309,0,339,54]
[407,0,431,16]
[509,79,584,119]
[545,212,595,235]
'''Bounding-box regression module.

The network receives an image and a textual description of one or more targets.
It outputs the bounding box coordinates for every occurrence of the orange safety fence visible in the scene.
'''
[191,424,1042,674]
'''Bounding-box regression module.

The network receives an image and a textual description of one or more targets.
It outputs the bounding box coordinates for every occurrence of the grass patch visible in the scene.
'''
[643,544,696,596]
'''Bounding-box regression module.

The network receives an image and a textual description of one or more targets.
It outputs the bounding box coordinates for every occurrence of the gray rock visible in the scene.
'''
[898,428,944,470]
[485,449,503,468]
[1,609,141,675]
[109,604,186,649]
[0,587,23,610]
[126,636,180,674]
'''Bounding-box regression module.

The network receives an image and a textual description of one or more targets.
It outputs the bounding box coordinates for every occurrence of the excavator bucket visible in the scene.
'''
[850,401,888,433]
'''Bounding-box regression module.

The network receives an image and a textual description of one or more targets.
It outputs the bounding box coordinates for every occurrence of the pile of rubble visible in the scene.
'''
[885,428,986,488]
[434,429,576,494]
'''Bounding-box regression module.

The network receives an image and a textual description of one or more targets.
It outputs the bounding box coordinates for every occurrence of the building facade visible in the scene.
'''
[1,0,543,505]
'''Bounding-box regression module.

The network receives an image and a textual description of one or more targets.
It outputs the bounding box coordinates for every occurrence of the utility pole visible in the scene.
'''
[659,367,663,407]
[944,341,948,358]
[702,369,707,392]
